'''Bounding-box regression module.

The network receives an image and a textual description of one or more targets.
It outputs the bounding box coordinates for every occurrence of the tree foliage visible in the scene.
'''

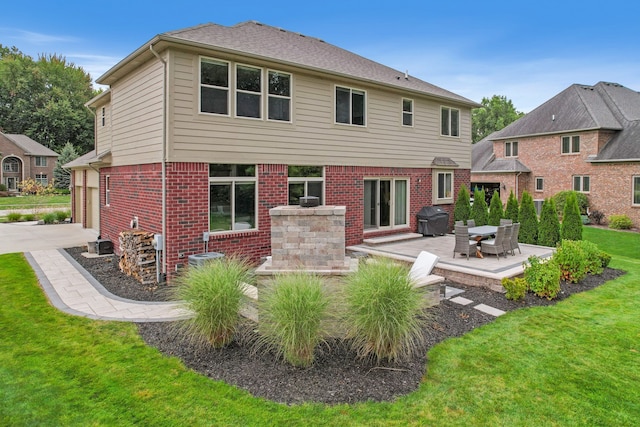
[560,192,583,241]
[472,95,525,143]
[54,142,79,189]
[487,191,504,226]
[0,44,97,154]
[470,189,488,226]
[552,190,589,216]
[538,198,560,247]
[519,191,538,244]
[504,190,519,223]
[453,184,471,224]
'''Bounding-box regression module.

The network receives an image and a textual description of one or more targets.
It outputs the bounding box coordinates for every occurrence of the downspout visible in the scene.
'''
[150,44,168,280]
[515,172,522,198]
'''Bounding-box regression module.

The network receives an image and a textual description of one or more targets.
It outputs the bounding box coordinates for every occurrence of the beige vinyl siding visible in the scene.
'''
[108,58,165,166]
[169,50,471,168]
[95,102,112,154]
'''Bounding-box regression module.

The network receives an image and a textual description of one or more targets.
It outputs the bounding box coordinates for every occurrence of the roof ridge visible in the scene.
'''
[572,84,603,127]
[594,81,634,124]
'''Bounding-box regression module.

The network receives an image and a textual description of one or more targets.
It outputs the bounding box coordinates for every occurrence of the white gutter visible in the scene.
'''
[149,43,168,279]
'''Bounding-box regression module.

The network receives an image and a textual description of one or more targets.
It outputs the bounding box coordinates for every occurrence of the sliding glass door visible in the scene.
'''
[364,178,408,230]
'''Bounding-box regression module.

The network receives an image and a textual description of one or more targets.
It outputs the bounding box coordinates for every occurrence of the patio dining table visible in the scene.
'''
[467,225,498,258]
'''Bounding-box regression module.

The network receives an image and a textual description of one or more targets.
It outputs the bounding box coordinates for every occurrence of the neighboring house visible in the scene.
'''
[67,21,478,280]
[0,132,59,192]
[471,81,640,227]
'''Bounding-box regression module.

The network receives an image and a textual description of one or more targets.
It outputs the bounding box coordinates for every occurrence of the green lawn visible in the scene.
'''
[0,194,71,211]
[0,227,638,426]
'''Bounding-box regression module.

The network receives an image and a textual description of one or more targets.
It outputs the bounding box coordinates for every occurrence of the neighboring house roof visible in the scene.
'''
[63,149,112,169]
[97,21,479,108]
[473,82,640,169]
[1,133,59,157]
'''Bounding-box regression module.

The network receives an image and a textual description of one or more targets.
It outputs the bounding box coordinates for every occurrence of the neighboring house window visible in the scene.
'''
[573,175,590,192]
[35,156,47,167]
[505,141,519,157]
[236,64,262,119]
[3,158,19,172]
[105,175,110,206]
[562,135,580,154]
[535,177,544,192]
[435,171,454,202]
[35,174,47,185]
[402,98,413,126]
[209,164,256,232]
[268,70,291,122]
[101,107,105,126]
[288,166,323,205]
[364,178,409,229]
[633,176,640,206]
[335,86,365,126]
[200,58,230,115]
[441,106,460,137]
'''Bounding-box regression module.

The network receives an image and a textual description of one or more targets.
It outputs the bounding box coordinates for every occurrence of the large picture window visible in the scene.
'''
[209,164,256,232]
[336,86,365,126]
[364,178,409,229]
[268,71,291,121]
[236,65,262,118]
[288,166,323,205]
[200,58,229,115]
[441,107,460,137]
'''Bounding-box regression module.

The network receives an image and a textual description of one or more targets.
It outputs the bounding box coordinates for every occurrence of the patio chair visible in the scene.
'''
[453,225,478,260]
[466,219,476,227]
[502,224,513,256]
[480,225,506,259]
[455,220,464,226]
[510,222,521,255]
[500,218,513,226]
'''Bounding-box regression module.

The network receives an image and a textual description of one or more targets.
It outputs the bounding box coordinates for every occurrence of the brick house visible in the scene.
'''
[472,81,640,227]
[67,21,478,280]
[0,132,58,192]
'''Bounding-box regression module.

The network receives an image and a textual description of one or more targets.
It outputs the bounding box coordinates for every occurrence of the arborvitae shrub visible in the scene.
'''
[560,192,583,241]
[488,191,504,226]
[470,189,488,226]
[553,190,589,216]
[537,198,560,247]
[504,190,519,223]
[453,184,471,224]
[519,191,538,244]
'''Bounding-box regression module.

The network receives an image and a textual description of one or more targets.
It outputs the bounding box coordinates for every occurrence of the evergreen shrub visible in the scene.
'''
[453,184,471,224]
[487,191,504,226]
[537,198,560,247]
[519,191,538,244]
[560,192,583,241]
[504,190,519,223]
[470,189,488,226]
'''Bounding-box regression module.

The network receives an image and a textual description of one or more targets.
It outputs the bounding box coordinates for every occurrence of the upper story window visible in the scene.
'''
[441,107,460,137]
[573,175,590,193]
[35,156,47,167]
[633,176,640,206]
[268,71,291,122]
[3,157,19,172]
[402,98,413,126]
[288,166,324,205]
[200,58,230,115]
[336,86,365,126]
[209,164,257,232]
[101,107,105,126]
[562,135,580,154]
[236,64,262,119]
[505,141,518,157]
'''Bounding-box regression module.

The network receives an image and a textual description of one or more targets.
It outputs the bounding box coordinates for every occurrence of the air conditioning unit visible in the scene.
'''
[188,252,225,267]
[95,239,114,255]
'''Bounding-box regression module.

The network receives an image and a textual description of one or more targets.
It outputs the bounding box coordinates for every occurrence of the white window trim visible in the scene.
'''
[573,175,590,193]
[334,85,367,127]
[440,106,460,137]
[434,170,454,204]
[101,107,106,127]
[35,156,47,167]
[288,173,325,205]
[199,56,231,117]
[105,175,110,206]
[363,177,410,231]
[632,176,640,206]
[267,69,292,123]
[402,98,413,127]
[535,177,544,192]
[35,173,47,185]
[235,63,263,120]
[505,141,518,157]
[209,170,258,233]
[561,135,581,154]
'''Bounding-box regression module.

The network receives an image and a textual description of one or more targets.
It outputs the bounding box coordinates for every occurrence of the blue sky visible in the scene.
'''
[2,0,639,112]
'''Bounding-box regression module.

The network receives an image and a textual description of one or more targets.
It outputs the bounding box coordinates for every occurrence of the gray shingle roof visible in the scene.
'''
[1,133,58,157]
[99,21,478,107]
[63,149,111,168]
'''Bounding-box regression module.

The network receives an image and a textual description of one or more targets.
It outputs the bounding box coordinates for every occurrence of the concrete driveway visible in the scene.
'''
[0,222,98,255]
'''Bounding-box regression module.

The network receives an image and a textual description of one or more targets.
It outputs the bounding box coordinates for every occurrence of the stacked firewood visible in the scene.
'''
[118,230,157,284]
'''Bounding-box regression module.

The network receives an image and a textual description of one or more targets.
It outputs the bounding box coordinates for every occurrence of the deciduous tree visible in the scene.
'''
[472,95,525,143]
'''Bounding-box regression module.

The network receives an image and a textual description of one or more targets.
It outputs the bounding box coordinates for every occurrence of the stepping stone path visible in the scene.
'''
[445,286,506,317]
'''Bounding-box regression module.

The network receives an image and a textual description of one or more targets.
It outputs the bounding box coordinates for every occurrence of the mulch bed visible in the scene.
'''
[64,247,624,405]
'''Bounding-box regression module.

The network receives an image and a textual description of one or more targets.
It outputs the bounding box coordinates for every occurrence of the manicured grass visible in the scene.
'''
[1,228,639,425]
[0,194,70,211]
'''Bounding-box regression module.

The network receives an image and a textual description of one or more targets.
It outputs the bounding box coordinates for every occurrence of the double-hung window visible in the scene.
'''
[441,107,460,137]
[105,175,110,206]
[573,175,590,192]
[268,71,291,121]
[402,98,413,126]
[562,135,580,154]
[209,164,257,232]
[200,58,230,115]
[288,166,324,205]
[535,177,544,192]
[505,141,518,157]
[633,176,640,206]
[435,171,453,202]
[336,86,365,126]
[236,65,262,118]
[35,156,47,167]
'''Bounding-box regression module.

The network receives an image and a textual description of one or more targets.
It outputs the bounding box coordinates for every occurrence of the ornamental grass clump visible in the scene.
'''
[343,257,428,363]
[170,257,253,348]
[256,272,330,368]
